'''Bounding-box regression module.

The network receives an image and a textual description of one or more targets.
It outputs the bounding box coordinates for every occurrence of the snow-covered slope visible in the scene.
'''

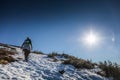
[0,45,111,80]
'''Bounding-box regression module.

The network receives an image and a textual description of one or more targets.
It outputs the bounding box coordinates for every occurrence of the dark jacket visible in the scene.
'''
[21,38,32,51]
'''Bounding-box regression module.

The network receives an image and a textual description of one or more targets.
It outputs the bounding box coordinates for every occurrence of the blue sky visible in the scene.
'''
[0,0,120,64]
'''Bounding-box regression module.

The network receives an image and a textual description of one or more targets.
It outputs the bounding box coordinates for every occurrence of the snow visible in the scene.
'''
[0,46,112,80]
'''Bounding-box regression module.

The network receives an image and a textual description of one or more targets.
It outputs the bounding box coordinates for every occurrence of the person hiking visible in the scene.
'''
[21,37,32,61]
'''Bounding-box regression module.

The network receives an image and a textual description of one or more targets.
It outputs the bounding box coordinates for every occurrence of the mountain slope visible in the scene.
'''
[0,45,111,80]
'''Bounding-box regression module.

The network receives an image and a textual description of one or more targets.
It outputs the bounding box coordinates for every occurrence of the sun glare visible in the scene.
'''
[84,30,98,46]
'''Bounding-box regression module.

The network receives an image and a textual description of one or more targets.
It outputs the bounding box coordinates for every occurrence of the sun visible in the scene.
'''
[84,30,98,46]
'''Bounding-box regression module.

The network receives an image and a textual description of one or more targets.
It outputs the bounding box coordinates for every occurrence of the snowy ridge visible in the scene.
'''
[0,46,111,80]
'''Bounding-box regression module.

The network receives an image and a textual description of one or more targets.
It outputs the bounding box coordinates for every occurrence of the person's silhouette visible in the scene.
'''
[21,37,32,61]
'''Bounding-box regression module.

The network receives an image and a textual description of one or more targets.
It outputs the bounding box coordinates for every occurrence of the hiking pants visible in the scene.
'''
[23,49,30,61]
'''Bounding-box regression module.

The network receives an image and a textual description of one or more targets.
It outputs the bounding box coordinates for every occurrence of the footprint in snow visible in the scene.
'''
[0,72,10,80]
